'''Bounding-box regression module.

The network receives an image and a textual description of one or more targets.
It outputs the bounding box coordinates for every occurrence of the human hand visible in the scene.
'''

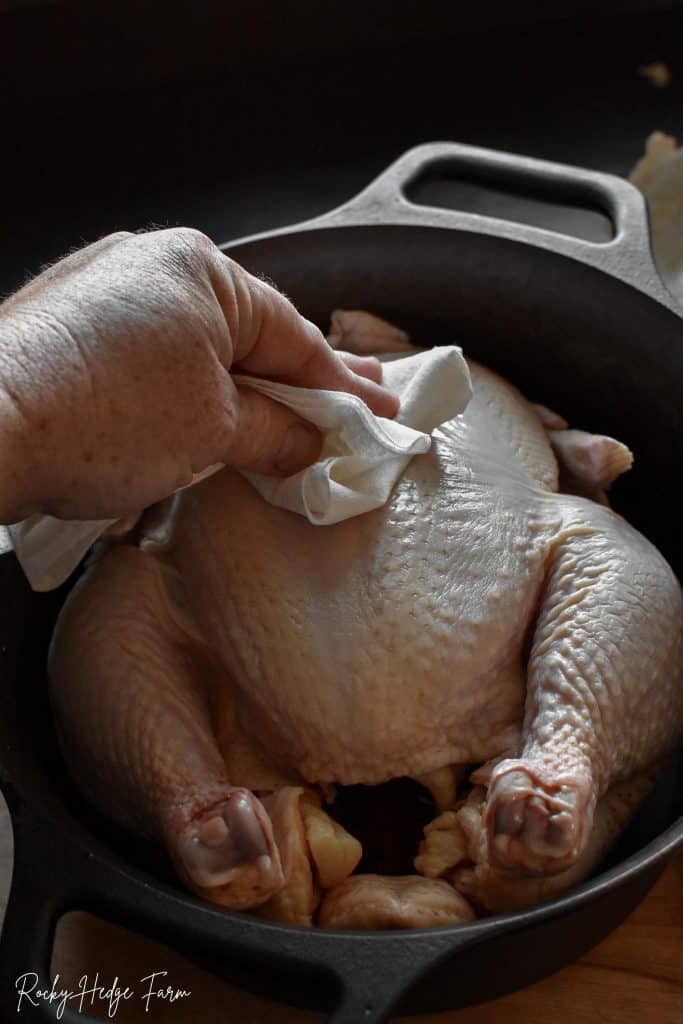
[0,229,398,522]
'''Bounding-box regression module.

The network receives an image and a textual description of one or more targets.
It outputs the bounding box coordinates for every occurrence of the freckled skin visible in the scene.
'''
[49,336,683,916]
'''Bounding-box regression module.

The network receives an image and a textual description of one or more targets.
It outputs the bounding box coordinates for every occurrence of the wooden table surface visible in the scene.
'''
[1,795,681,1023]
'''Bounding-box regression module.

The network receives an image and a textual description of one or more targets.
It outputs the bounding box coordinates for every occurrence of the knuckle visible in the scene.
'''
[219,253,243,281]
[188,226,212,247]
[103,230,133,245]
[171,226,214,253]
[159,227,215,279]
[224,392,275,464]
[221,397,240,438]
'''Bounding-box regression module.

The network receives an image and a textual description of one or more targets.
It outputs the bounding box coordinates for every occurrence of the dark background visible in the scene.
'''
[3,1,683,300]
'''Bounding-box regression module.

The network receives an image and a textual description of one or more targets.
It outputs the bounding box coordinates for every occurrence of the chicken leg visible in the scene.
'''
[417,767,657,912]
[48,545,285,908]
[486,502,683,875]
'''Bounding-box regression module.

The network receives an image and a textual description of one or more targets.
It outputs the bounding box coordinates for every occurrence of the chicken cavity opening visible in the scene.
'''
[329,777,437,876]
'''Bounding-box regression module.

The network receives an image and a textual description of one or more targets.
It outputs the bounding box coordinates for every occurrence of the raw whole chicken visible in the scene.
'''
[49,310,683,929]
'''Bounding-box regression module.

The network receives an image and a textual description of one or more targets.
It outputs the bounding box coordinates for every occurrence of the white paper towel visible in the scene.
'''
[8,345,471,591]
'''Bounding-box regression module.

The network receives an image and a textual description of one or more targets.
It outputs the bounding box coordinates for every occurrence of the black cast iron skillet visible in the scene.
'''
[0,143,682,1024]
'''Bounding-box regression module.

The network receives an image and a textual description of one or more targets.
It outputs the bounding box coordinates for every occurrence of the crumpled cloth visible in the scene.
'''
[9,345,471,592]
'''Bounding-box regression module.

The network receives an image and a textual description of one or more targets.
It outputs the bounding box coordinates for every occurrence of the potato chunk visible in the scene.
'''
[301,792,362,889]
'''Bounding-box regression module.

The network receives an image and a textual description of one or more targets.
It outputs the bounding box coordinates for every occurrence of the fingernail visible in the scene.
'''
[275,422,322,475]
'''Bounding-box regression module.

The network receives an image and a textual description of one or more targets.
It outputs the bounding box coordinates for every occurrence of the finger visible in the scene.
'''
[222,383,322,476]
[210,255,399,419]
[337,352,384,384]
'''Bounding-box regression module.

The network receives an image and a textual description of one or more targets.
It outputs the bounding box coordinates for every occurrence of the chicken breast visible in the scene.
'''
[49,312,683,927]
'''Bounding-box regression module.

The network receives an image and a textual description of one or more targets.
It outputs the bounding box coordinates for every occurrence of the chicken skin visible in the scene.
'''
[49,312,683,928]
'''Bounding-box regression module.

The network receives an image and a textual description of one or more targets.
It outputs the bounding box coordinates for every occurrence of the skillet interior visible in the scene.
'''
[0,222,681,1018]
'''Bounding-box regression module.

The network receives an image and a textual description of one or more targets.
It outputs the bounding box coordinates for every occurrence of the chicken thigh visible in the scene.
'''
[49,312,683,927]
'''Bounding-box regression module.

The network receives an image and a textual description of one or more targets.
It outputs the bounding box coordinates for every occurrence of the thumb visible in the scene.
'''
[221,381,322,476]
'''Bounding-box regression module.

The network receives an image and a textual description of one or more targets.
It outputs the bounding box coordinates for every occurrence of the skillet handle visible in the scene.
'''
[323,927,488,1024]
[0,790,101,1024]
[274,141,676,312]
